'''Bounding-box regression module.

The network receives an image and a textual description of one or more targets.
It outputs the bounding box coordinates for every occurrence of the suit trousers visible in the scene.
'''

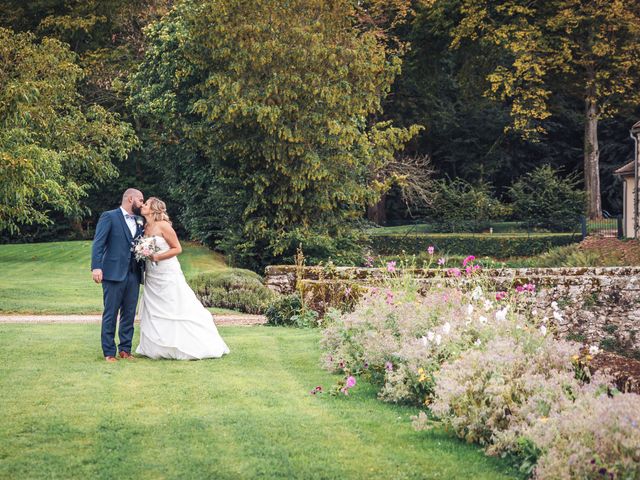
[101,268,141,357]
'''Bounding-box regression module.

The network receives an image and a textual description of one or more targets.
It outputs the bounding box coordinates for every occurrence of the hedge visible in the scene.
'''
[367,233,579,258]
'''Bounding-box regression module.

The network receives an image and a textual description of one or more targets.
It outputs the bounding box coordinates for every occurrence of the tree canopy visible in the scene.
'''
[129,0,420,266]
[0,27,136,234]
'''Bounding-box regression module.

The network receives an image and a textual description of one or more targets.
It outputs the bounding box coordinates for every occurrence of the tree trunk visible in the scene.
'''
[367,194,387,225]
[584,95,602,219]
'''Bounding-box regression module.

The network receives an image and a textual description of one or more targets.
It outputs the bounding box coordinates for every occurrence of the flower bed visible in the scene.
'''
[319,254,640,479]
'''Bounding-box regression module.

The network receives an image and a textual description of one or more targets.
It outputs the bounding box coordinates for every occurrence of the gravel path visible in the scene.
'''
[0,313,266,326]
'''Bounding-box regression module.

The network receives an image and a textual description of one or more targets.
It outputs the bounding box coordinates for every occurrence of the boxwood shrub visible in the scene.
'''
[188,269,275,314]
[367,233,579,258]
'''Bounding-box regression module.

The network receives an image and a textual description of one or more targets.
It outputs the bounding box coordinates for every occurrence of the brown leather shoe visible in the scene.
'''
[105,356,117,363]
[119,351,134,360]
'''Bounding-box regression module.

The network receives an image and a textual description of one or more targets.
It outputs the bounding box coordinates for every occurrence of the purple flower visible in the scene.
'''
[427,245,435,255]
[385,361,393,372]
[346,376,356,388]
[437,257,446,266]
[386,261,397,273]
[364,255,374,268]
[495,291,507,301]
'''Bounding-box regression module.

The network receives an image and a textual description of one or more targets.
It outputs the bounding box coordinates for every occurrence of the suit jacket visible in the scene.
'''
[91,209,143,283]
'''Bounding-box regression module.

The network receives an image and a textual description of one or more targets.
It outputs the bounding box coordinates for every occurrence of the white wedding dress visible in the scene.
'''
[136,236,230,360]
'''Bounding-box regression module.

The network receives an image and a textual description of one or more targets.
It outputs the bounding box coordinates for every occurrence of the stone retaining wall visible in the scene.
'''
[264,266,640,358]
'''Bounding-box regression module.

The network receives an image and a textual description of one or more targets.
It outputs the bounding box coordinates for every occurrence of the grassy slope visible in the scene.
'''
[0,325,519,480]
[0,241,228,314]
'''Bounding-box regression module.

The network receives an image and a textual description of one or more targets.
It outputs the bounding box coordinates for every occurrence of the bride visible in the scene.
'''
[135,197,230,360]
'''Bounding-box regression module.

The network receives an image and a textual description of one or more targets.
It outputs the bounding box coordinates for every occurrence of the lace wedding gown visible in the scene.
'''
[136,236,230,360]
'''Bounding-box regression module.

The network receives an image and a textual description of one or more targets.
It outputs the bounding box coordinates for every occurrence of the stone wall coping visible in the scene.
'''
[265,265,640,279]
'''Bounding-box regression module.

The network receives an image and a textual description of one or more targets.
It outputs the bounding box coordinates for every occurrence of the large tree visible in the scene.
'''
[0,28,136,234]
[435,0,640,218]
[129,0,420,267]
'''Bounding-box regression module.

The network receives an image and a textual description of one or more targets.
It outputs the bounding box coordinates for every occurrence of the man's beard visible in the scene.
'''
[132,205,142,216]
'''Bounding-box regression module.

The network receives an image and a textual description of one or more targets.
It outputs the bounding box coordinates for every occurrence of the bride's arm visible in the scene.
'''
[151,223,182,262]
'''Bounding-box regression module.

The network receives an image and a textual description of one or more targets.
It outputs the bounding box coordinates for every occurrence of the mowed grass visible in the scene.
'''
[0,241,227,314]
[0,325,520,480]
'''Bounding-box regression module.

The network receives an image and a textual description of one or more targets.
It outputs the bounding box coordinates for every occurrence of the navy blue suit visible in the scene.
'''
[91,209,143,357]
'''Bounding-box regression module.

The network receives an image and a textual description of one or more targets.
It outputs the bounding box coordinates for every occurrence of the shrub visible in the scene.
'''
[368,232,578,257]
[188,269,275,314]
[509,165,585,232]
[504,243,601,268]
[426,178,511,233]
[265,293,303,326]
[530,393,640,480]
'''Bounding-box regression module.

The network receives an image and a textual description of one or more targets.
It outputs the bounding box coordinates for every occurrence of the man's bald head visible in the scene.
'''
[121,188,144,214]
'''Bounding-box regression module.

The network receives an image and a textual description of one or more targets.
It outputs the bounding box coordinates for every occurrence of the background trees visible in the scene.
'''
[0,28,136,234]
[129,0,420,267]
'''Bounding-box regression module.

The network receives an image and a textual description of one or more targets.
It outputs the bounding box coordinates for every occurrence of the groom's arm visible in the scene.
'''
[91,212,112,278]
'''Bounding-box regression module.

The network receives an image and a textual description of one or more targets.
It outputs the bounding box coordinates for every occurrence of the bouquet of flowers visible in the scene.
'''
[132,236,160,265]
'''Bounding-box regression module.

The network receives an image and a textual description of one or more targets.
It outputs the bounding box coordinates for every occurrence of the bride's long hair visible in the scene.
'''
[147,197,172,225]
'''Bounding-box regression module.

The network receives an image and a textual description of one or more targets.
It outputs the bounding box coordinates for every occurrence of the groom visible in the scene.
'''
[91,188,145,362]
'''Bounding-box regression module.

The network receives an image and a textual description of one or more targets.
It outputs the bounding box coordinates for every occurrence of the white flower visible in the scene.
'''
[420,336,429,346]
[495,306,508,322]
[551,301,558,311]
[435,334,442,346]
[531,308,538,316]
[442,322,451,335]
[542,316,549,324]
[479,315,488,324]
[466,304,474,315]
[540,325,547,336]
[589,345,600,355]
[483,300,493,311]
[427,331,435,342]
[553,310,563,321]
[471,286,483,301]
[474,339,482,346]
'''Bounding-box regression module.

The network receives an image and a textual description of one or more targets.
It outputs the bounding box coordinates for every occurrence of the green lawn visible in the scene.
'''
[0,324,519,480]
[0,241,228,314]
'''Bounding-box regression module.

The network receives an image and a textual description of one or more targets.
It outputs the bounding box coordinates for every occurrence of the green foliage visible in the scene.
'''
[0,28,137,234]
[509,165,585,232]
[427,178,511,232]
[368,233,578,258]
[265,294,303,327]
[128,0,421,268]
[188,269,275,314]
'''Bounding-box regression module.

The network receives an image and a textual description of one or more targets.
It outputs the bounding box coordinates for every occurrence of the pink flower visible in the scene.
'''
[465,266,473,275]
[142,248,151,256]
[427,246,435,255]
[344,287,352,297]
[385,290,394,305]
[447,268,461,277]
[437,257,446,266]
[364,255,374,268]
[346,376,356,388]
[495,291,507,301]
[462,255,476,267]
[386,261,396,273]
[385,361,394,372]
[515,285,524,293]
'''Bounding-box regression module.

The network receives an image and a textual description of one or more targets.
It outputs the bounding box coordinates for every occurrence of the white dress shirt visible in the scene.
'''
[120,207,137,238]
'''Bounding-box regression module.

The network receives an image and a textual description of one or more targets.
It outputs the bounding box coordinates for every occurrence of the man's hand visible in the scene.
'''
[92,269,103,284]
